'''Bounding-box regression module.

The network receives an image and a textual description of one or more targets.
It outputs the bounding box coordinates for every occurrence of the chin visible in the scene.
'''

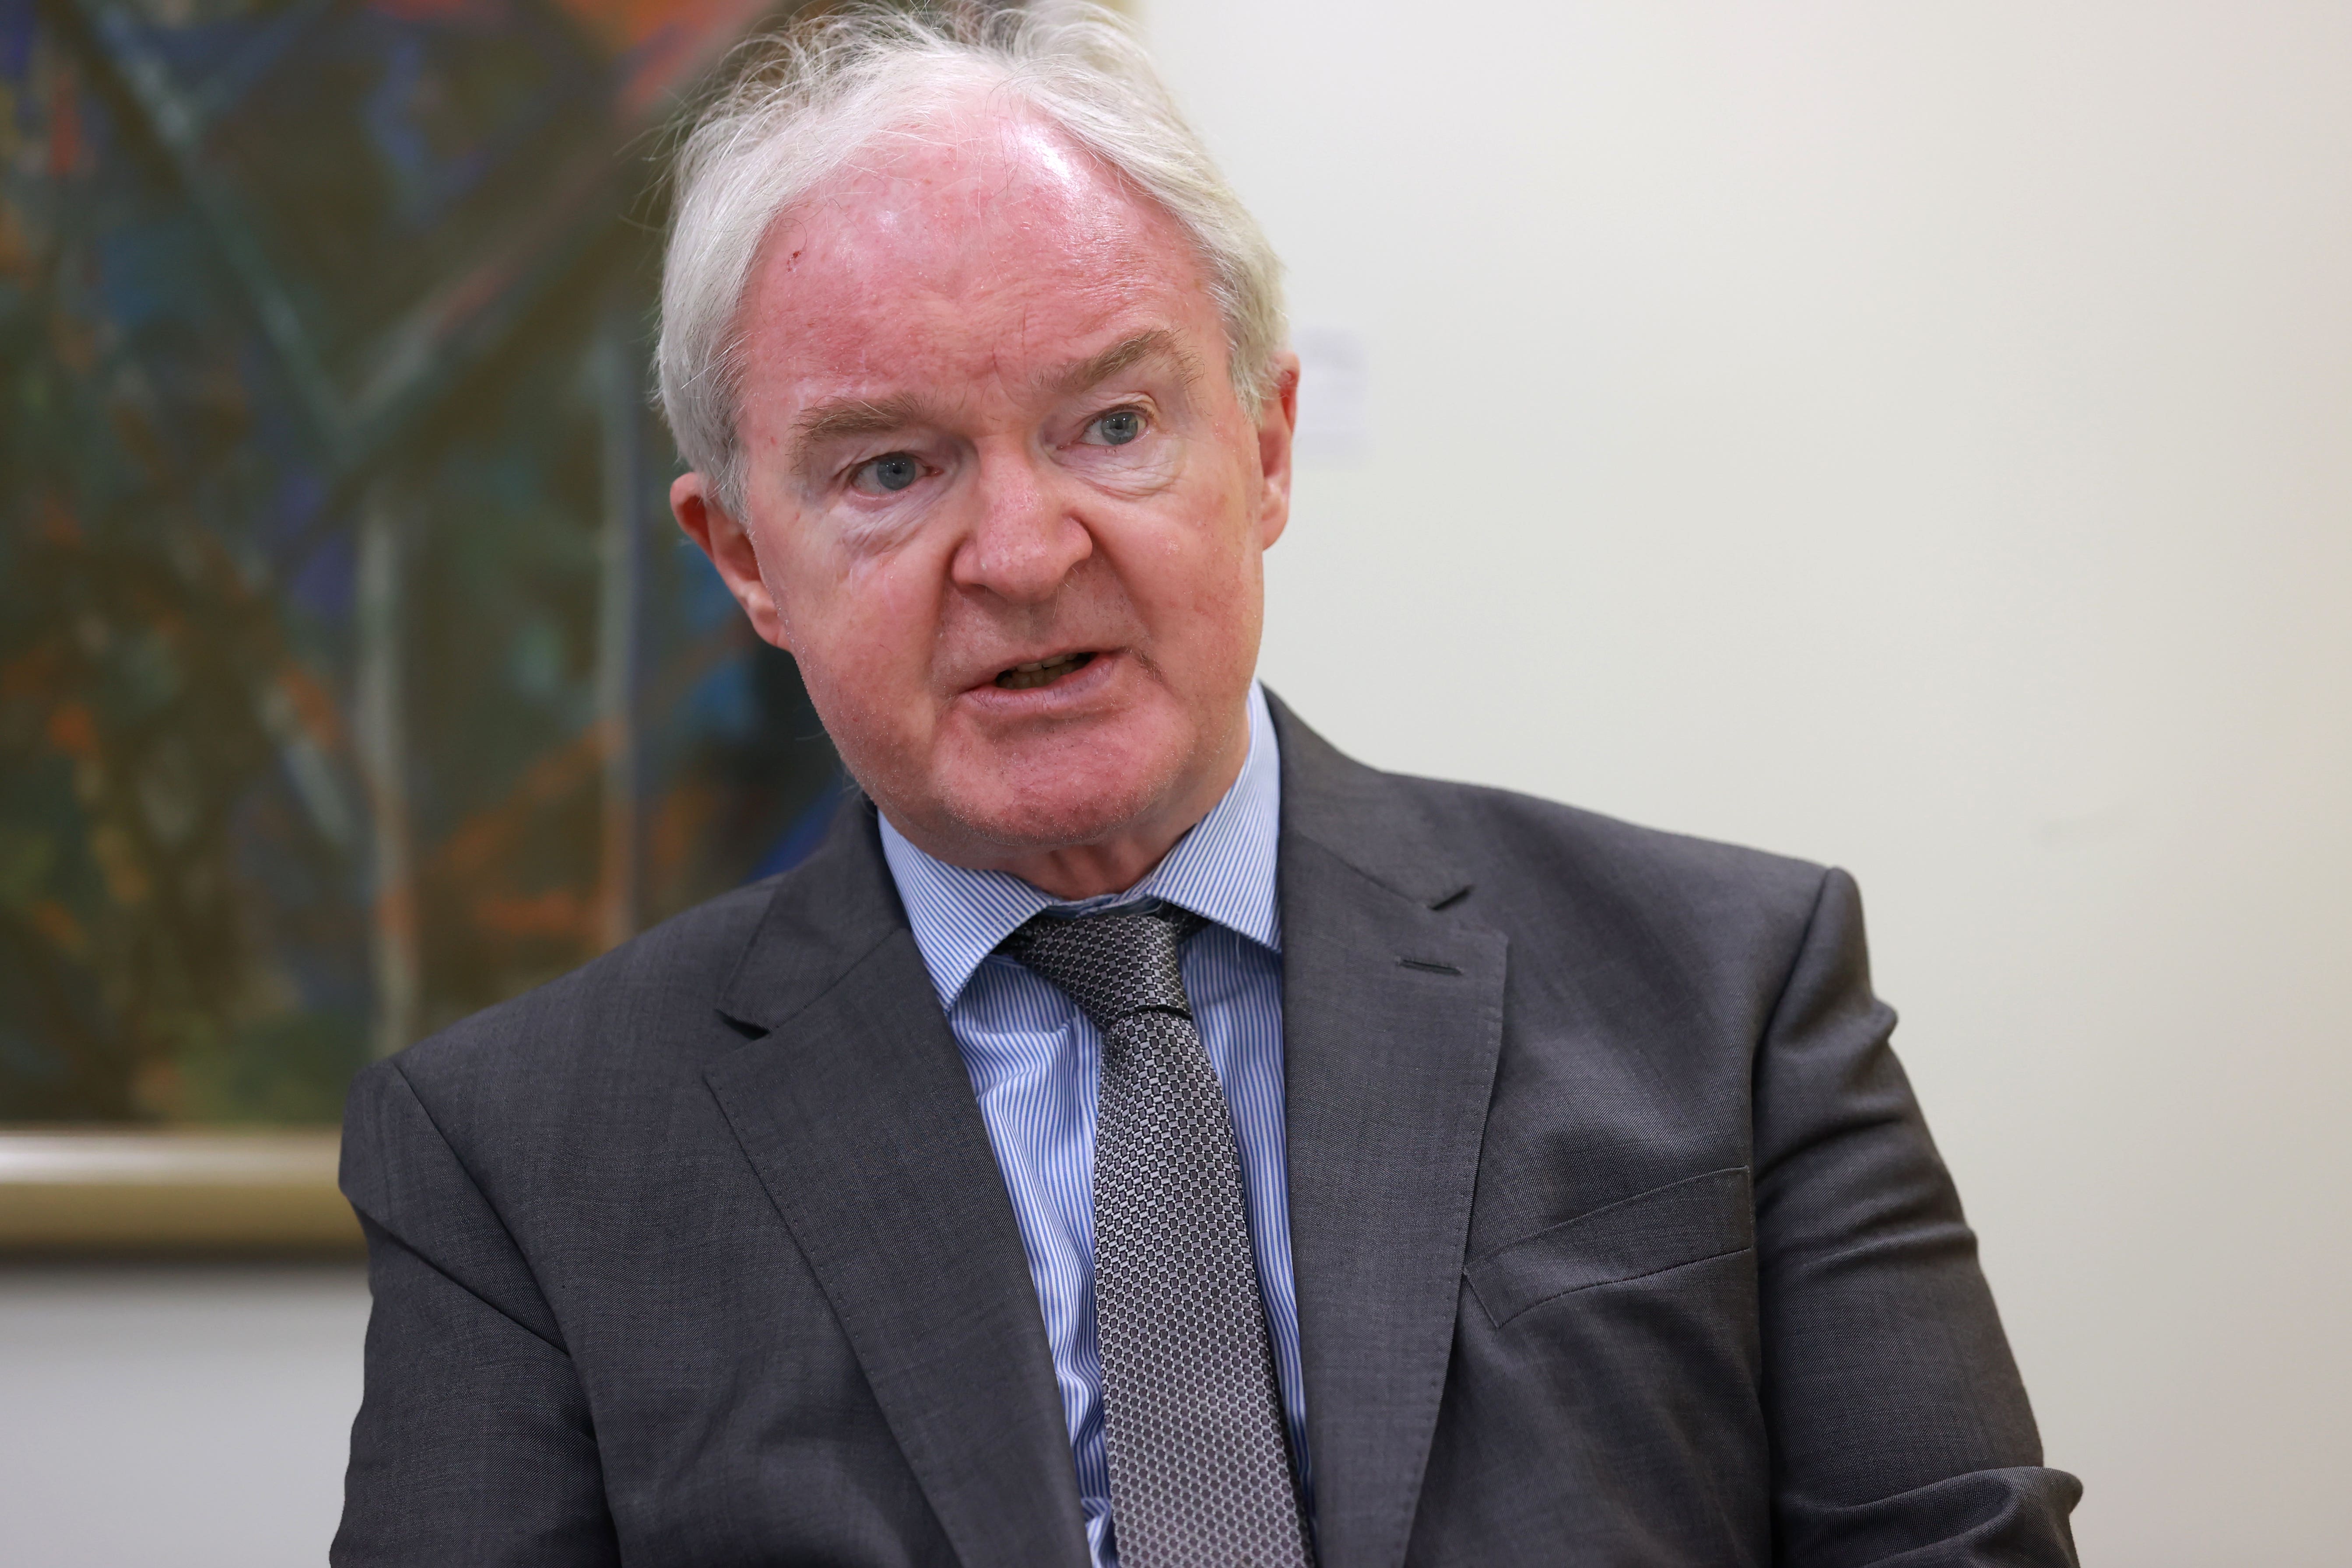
[949,768,1172,853]
[941,734,1191,855]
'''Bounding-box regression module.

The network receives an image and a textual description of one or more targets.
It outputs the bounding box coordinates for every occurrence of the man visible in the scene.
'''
[335,9,2081,1566]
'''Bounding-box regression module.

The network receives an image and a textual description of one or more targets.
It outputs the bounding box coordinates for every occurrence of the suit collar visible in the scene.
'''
[1269,693,1505,1568]
[706,800,1091,1568]
[714,788,904,1033]
[1266,690,1472,912]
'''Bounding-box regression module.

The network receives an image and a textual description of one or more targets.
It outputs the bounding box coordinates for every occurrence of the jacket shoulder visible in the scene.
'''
[1370,771,1847,1024]
[1267,690,1831,937]
[378,873,784,1099]
[1403,772,1825,909]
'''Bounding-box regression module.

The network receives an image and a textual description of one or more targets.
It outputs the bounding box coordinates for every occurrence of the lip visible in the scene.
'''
[956,646,1123,716]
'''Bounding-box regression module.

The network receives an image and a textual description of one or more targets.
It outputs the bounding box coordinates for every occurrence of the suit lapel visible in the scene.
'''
[1271,698,1507,1568]
[703,803,1089,1568]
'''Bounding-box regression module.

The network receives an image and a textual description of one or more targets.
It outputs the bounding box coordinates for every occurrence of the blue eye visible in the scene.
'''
[860,453,920,492]
[1094,409,1144,445]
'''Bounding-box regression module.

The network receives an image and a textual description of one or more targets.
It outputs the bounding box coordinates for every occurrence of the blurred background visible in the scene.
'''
[4,0,2348,1563]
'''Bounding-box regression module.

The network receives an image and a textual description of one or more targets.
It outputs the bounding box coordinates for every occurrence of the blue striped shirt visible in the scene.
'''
[878,684,1306,1568]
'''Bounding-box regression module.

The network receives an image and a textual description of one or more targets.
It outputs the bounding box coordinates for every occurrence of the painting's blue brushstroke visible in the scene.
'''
[0,0,37,84]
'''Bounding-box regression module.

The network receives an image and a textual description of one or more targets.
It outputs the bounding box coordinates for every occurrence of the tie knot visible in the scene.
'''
[1000,905,1206,1033]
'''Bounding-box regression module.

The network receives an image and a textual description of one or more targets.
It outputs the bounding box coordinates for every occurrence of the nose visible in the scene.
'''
[948,444,1092,604]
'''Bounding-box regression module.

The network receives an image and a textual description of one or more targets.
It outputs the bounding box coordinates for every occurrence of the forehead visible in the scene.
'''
[734,105,1223,405]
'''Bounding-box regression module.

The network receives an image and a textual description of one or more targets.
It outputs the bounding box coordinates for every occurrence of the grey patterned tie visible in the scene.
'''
[1001,906,1315,1568]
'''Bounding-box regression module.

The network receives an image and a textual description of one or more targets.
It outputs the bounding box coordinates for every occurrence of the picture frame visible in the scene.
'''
[0,1127,358,1254]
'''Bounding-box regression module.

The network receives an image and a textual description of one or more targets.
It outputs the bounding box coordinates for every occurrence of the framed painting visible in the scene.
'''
[0,0,833,1252]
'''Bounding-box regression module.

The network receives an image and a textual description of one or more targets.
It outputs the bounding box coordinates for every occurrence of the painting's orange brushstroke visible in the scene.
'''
[44,702,98,761]
[472,888,596,942]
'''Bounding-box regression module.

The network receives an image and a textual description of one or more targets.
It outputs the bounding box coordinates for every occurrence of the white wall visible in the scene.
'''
[0,1265,368,1567]
[1145,1,2352,1562]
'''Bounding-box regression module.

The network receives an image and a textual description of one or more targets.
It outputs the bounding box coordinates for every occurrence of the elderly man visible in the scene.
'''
[335,9,2079,1567]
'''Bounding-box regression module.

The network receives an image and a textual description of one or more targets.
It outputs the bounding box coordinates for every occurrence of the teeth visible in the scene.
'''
[996,651,1094,690]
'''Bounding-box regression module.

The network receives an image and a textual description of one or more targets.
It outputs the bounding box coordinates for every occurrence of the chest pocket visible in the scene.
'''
[1465,1166,1753,1328]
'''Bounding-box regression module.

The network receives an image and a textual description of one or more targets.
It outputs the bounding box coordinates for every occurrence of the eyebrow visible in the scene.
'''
[792,394,929,465]
[1054,329,1202,396]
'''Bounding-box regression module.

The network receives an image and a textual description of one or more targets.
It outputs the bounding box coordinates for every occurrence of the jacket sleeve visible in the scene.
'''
[332,1056,622,1568]
[1752,868,2081,1565]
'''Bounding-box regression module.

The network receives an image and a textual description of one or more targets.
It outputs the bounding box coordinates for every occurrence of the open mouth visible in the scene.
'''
[995,651,1098,691]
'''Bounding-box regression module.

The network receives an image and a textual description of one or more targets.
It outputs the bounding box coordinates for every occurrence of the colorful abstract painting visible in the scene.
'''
[0,0,837,1127]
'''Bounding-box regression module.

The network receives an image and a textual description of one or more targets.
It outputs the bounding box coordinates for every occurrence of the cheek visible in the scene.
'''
[783,566,936,790]
[1177,465,1264,605]
[1133,490,1265,674]
[781,547,946,693]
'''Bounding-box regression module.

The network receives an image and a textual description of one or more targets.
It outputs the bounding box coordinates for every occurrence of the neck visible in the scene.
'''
[997,828,1205,902]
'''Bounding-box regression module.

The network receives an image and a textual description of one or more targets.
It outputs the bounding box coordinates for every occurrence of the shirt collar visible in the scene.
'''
[879,683,1283,1010]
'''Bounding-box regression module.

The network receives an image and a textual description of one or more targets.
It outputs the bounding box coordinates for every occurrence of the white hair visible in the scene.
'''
[656,2,1287,516]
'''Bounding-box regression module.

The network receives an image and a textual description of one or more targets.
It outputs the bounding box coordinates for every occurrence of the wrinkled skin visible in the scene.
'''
[672,99,1298,898]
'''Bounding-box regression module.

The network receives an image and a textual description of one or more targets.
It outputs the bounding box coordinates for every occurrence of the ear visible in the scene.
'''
[1253,350,1301,550]
[671,470,793,651]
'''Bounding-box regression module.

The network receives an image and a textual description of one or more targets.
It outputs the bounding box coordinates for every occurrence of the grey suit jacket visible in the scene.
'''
[335,698,2080,1566]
